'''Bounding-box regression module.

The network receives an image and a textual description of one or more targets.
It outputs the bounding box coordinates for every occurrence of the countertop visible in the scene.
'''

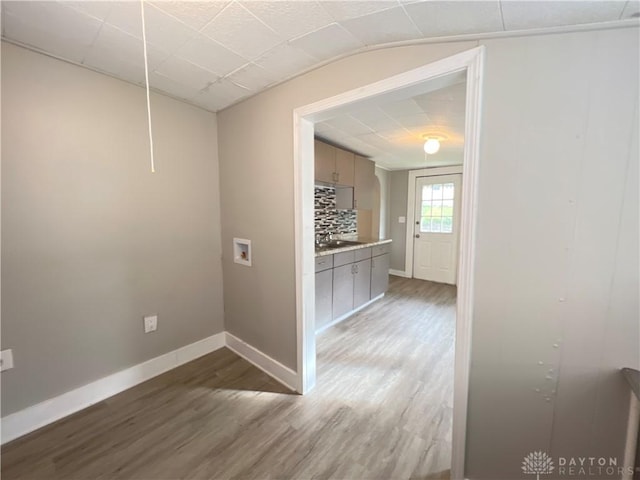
[315,237,392,257]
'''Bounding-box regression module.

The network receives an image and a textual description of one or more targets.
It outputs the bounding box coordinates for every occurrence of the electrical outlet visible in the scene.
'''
[1,349,14,372]
[143,315,158,333]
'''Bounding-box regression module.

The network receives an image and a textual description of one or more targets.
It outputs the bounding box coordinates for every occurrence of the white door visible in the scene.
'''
[412,174,462,285]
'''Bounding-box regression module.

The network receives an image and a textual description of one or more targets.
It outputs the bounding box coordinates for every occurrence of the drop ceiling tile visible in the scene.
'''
[393,113,433,130]
[201,2,283,60]
[242,1,334,40]
[263,42,310,70]
[501,1,626,30]
[325,116,373,136]
[289,23,363,61]
[380,99,424,118]
[356,133,396,150]
[175,34,246,76]
[83,23,169,84]
[254,43,318,79]
[149,71,200,101]
[106,3,196,53]
[340,6,423,45]
[2,1,102,62]
[64,1,114,22]
[192,78,251,111]
[621,1,640,19]
[154,55,219,92]
[404,1,503,37]
[227,63,276,91]
[319,1,399,22]
[151,1,230,30]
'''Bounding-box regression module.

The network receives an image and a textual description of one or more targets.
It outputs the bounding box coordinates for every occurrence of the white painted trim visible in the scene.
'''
[622,391,640,480]
[1,332,226,445]
[405,165,464,277]
[294,46,485,480]
[389,269,411,278]
[293,116,317,394]
[225,333,299,392]
[315,294,385,335]
[450,46,485,480]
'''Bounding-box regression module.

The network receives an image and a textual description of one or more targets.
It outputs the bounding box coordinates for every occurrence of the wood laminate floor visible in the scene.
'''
[2,276,456,480]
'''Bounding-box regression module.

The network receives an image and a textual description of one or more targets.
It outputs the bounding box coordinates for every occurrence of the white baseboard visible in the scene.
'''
[389,269,411,278]
[1,332,226,445]
[225,332,299,392]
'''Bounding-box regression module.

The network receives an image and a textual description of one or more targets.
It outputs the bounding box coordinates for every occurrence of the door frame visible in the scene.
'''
[293,46,485,480]
[405,165,464,278]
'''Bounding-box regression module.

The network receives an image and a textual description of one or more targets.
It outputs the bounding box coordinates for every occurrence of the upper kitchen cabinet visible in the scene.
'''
[315,140,336,184]
[314,139,355,187]
[354,155,375,210]
[334,149,354,187]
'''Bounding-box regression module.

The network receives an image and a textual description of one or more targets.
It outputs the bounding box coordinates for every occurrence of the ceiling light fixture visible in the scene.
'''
[423,137,441,155]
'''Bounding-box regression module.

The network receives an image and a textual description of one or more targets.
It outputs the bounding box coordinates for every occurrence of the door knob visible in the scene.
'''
[415,234,420,238]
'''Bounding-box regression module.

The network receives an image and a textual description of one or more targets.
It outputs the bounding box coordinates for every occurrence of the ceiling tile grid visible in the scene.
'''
[3,0,638,115]
[2,0,638,169]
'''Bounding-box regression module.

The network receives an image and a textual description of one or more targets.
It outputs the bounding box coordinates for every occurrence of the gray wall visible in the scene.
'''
[217,27,639,479]
[388,170,409,272]
[218,41,474,369]
[1,43,224,416]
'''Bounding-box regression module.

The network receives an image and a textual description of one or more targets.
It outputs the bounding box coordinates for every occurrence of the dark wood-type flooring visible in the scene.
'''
[2,276,456,479]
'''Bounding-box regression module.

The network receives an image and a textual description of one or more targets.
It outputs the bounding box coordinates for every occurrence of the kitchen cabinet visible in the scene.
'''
[354,155,375,210]
[353,258,372,309]
[335,149,355,186]
[371,252,390,299]
[315,269,333,331]
[314,139,355,187]
[315,140,335,184]
[332,263,354,320]
[316,242,390,332]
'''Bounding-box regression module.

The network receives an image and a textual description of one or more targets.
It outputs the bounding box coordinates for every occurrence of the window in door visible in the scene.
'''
[420,182,455,233]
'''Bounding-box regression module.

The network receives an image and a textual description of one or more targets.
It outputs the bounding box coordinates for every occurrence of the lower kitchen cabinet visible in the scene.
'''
[332,263,354,320]
[316,242,391,331]
[315,269,333,331]
[370,253,390,299]
[353,258,371,309]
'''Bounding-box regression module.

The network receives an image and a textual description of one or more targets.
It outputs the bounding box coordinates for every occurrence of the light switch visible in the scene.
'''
[398,216,406,224]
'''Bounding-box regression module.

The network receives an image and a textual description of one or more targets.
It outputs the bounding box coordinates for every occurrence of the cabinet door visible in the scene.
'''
[353,258,372,309]
[335,148,355,186]
[315,140,335,184]
[315,269,333,332]
[370,253,390,299]
[332,263,354,319]
[354,155,375,210]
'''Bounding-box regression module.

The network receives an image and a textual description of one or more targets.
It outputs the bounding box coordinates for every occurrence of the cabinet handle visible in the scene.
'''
[354,264,359,274]
[354,199,357,209]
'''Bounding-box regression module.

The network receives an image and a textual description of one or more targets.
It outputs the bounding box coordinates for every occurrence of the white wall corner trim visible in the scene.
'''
[224,332,299,392]
[1,332,226,445]
[294,45,485,480]
[389,269,411,278]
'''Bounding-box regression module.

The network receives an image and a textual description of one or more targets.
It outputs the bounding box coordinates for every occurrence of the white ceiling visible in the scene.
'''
[2,1,638,113]
[317,77,467,170]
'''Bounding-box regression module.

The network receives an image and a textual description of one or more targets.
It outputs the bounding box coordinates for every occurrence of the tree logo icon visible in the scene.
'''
[522,451,554,480]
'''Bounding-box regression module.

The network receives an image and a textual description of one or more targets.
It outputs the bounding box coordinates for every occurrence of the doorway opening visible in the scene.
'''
[293,46,484,479]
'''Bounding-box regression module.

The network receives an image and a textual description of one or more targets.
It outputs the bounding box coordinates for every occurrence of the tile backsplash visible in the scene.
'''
[315,186,357,236]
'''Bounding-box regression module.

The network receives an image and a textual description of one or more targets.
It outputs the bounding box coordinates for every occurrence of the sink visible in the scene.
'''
[327,240,361,248]
[316,239,362,251]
